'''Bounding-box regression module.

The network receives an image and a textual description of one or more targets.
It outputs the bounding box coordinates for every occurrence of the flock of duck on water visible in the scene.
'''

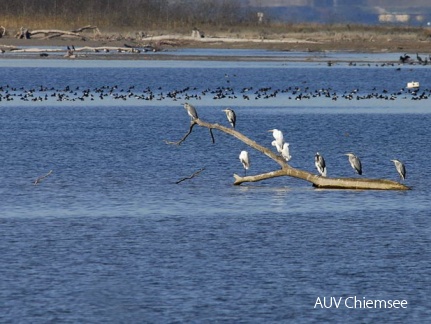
[0,51,429,103]
[183,103,407,183]
[0,81,428,103]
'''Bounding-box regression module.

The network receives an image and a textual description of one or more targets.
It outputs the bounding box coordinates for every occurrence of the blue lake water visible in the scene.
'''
[0,53,430,323]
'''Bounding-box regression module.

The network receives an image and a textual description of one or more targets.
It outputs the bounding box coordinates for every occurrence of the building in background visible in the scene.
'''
[244,0,431,25]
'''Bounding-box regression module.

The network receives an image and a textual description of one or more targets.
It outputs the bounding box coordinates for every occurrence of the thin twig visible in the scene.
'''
[175,167,205,184]
[34,170,53,185]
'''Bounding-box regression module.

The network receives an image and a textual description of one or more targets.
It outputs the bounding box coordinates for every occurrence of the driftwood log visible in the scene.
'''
[71,25,99,33]
[167,115,409,190]
[15,25,99,40]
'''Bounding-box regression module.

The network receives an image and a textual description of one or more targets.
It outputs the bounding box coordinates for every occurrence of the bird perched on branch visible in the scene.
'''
[315,152,327,177]
[184,102,198,120]
[222,108,236,128]
[268,129,284,153]
[281,143,291,162]
[391,159,406,181]
[345,153,362,175]
[239,151,250,176]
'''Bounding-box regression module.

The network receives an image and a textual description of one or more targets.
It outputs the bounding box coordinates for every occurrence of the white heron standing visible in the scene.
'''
[345,153,362,175]
[239,151,250,176]
[391,159,406,180]
[281,143,291,162]
[268,129,284,153]
[315,152,327,177]
[184,102,198,120]
[222,108,236,128]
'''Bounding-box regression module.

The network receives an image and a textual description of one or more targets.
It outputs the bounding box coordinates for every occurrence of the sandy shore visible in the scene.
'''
[1,31,430,61]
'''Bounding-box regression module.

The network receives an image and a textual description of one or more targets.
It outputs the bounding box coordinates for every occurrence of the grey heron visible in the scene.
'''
[391,159,406,180]
[222,108,236,128]
[184,102,198,120]
[345,153,362,175]
[239,150,250,176]
[268,129,284,153]
[315,152,327,177]
[281,143,291,162]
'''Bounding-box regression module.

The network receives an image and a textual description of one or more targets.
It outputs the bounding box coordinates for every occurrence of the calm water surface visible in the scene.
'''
[0,53,430,323]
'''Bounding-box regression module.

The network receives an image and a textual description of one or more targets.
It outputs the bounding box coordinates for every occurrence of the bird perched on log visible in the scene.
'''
[391,159,406,181]
[345,153,362,175]
[239,151,250,176]
[222,108,236,128]
[315,152,327,177]
[183,102,198,120]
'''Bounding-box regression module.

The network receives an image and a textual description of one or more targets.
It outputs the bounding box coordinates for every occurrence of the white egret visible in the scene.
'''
[271,140,282,153]
[239,150,250,176]
[222,108,236,128]
[345,153,362,175]
[315,152,327,177]
[184,102,198,120]
[281,143,291,162]
[268,129,284,153]
[391,159,406,180]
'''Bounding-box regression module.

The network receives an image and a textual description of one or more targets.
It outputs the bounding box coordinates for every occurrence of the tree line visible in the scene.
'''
[0,0,257,30]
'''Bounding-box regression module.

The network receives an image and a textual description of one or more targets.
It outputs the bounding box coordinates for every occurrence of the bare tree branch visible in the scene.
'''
[169,116,410,190]
[209,128,215,144]
[164,121,197,145]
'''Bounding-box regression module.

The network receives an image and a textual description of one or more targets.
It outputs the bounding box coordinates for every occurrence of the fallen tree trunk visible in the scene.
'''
[71,25,99,33]
[10,48,64,53]
[30,29,82,38]
[168,115,409,190]
[15,25,99,40]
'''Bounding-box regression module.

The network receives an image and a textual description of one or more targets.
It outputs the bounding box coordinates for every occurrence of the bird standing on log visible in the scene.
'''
[315,152,327,177]
[239,151,250,176]
[345,153,362,175]
[391,159,406,181]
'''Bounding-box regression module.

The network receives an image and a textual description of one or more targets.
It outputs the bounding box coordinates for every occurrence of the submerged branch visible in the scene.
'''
[34,170,53,185]
[176,167,205,184]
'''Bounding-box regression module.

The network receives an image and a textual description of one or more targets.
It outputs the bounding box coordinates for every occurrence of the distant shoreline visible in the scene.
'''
[1,31,430,62]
